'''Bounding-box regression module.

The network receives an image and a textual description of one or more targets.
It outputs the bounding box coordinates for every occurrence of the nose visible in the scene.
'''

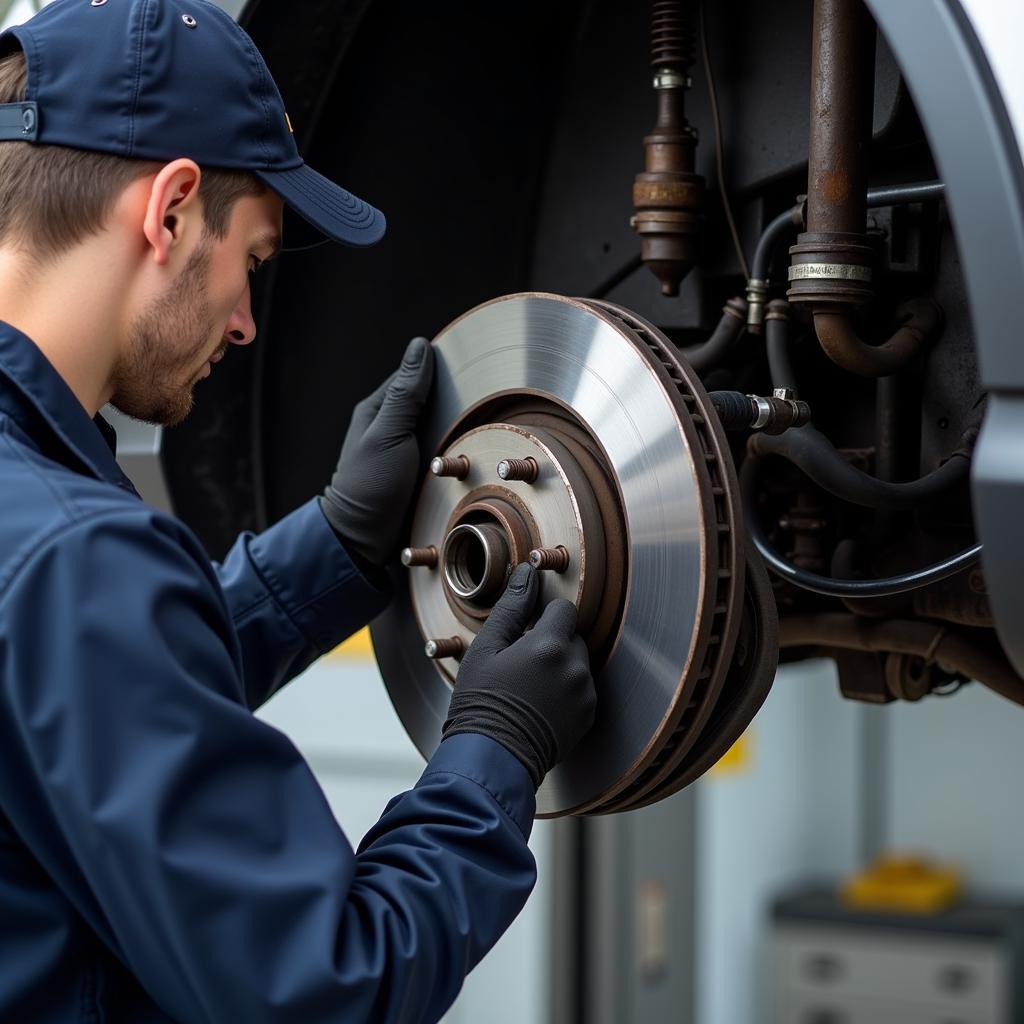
[225,279,257,346]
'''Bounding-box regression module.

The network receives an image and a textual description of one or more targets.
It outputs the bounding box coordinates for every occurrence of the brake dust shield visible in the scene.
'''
[371,293,777,816]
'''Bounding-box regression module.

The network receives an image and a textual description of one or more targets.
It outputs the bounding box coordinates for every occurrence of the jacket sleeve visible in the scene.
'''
[0,508,537,1024]
[211,497,391,709]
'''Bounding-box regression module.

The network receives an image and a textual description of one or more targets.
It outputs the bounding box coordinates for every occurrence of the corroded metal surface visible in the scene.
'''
[632,1,704,296]
[788,0,876,309]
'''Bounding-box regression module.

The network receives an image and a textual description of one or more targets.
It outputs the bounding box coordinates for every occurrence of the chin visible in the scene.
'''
[111,388,194,429]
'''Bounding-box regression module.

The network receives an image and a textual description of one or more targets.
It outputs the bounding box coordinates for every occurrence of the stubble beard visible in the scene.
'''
[111,238,219,428]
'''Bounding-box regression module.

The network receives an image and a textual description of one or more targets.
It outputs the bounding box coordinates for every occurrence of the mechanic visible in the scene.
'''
[0,2,596,1022]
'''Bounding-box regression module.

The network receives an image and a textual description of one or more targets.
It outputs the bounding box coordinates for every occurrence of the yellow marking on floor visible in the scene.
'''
[329,627,374,659]
[709,730,752,776]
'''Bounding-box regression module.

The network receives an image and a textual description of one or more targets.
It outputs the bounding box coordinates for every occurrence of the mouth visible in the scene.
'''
[203,345,229,377]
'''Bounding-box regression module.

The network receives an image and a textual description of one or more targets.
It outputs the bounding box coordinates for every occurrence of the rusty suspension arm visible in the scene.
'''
[780,614,1024,706]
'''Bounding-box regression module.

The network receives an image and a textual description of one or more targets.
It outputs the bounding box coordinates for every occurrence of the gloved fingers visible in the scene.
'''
[531,597,580,641]
[571,636,597,712]
[569,633,591,666]
[472,563,539,654]
[348,369,397,438]
[372,337,435,436]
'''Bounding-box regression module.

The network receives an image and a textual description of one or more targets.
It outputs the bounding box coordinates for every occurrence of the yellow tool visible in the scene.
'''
[841,854,963,914]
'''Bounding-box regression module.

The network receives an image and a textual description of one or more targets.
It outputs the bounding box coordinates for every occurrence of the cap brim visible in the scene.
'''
[257,163,386,250]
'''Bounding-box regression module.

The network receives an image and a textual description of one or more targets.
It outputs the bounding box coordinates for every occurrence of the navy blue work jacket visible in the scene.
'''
[0,322,537,1023]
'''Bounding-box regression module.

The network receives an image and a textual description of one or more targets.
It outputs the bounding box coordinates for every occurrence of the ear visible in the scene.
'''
[142,159,203,267]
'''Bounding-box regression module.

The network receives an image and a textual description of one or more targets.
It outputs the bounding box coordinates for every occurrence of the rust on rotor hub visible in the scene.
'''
[408,418,614,666]
[433,398,630,667]
[440,488,539,623]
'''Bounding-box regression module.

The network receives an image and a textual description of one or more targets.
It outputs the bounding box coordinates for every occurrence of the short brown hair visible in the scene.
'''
[0,48,266,262]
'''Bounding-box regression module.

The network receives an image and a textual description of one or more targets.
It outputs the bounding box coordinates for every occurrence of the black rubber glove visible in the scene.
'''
[442,563,597,790]
[320,337,435,569]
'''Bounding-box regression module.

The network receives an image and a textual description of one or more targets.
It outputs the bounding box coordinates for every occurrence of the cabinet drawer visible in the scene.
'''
[773,926,1005,1011]
[776,988,998,1024]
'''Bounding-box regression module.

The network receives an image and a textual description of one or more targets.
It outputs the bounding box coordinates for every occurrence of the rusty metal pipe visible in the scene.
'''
[806,0,876,235]
[813,298,943,377]
[788,0,876,309]
[779,614,1024,706]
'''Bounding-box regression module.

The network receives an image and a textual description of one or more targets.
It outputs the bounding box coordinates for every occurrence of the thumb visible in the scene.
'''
[374,337,435,435]
[473,564,539,655]
[347,370,396,439]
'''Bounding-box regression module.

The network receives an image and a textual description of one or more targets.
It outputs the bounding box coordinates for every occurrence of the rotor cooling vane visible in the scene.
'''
[371,293,778,816]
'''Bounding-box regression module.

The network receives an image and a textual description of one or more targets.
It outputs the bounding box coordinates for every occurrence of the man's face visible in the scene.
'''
[110,190,284,426]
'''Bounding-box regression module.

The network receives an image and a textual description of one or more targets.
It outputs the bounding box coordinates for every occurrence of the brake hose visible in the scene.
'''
[739,458,982,597]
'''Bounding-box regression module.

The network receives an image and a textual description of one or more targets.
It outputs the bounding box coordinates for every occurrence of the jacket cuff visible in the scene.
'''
[316,496,393,591]
[247,498,390,653]
[421,734,537,840]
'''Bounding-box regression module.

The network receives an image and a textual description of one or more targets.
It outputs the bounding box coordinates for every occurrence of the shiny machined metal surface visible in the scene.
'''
[372,292,720,816]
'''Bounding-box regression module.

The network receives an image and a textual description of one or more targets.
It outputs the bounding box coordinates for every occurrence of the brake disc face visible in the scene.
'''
[371,292,774,816]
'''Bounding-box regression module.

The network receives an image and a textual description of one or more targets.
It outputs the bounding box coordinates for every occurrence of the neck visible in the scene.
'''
[0,241,131,417]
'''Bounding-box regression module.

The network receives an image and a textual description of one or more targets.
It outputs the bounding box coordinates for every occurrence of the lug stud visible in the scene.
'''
[529,546,570,573]
[430,455,470,480]
[401,546,438,568]
[496,457,539,484]
[424,636,466,660]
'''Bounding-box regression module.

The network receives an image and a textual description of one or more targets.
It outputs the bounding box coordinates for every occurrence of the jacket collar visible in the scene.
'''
[0,321,139,496]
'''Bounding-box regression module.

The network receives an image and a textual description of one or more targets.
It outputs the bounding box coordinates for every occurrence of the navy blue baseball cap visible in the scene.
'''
[0,0,385,248]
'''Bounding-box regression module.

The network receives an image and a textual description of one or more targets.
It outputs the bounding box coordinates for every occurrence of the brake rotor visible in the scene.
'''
[371,292,771,816]
[599,541,779,813]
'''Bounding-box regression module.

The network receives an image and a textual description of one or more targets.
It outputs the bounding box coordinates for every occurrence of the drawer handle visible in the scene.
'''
[803,1010,845,1024]
[938,964,975,993]
[803,954,843,982]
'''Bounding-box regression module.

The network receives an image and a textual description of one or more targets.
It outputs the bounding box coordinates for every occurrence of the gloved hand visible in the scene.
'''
[442,563,597,790]
[320,337,435,568]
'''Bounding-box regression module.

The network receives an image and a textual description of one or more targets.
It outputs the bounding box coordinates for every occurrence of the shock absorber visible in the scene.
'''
[631,0,705,296]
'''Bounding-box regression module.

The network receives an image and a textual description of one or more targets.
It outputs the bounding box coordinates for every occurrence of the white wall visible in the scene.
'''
[886,681,1024,894]
[0,1,45,29]
[694,659,1024,1024]
[694,660,862,1024]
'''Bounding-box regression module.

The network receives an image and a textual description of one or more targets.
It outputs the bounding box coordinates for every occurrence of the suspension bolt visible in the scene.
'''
[529,546,570,573]
[424,636,466,660]
[430,455,470,480]
[497,457,539,484]
[401,546,438,568]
